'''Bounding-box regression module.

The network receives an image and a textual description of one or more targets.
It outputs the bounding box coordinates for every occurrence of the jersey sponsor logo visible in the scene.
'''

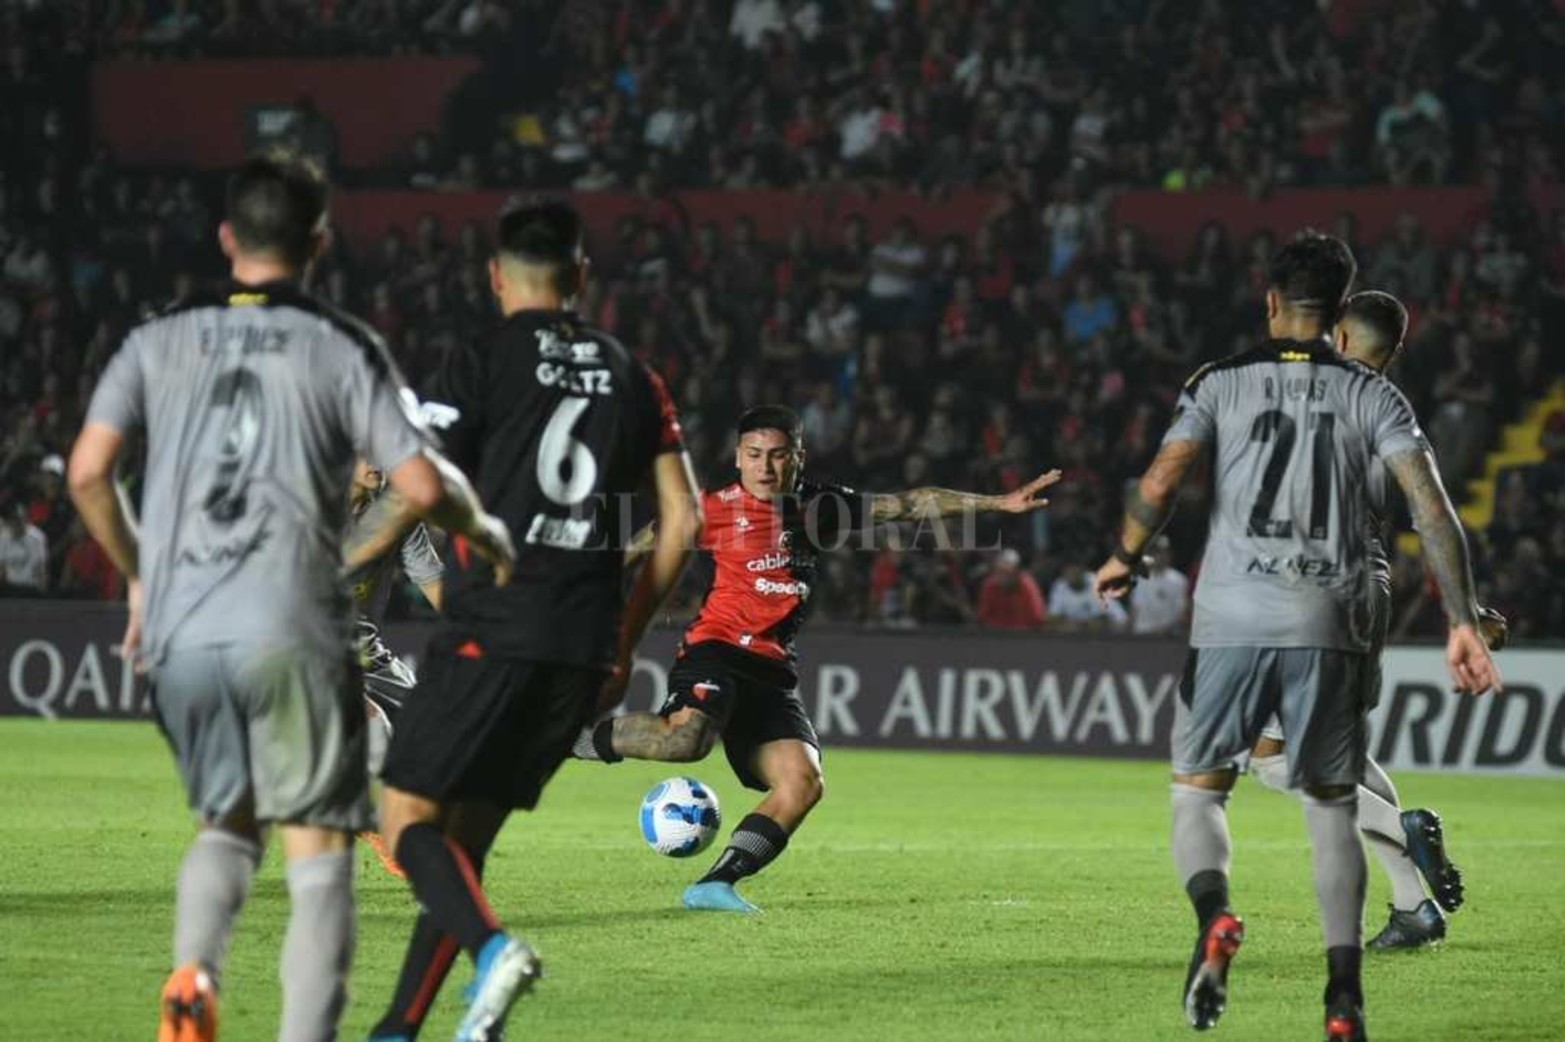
[754,576,809,598]
[746,551,792,572]
[1245,554,1342,579]
[524,513,595,550]
[418,399,462,430]
[535,361,613,395]
[536,329,602,362]
[718,487,742,502]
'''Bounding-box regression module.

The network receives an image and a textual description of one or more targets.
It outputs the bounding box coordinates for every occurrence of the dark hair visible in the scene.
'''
[1267,230,1356,319]
[1342,290,1408,368]
[737,405,803,447]
[225,152,328,266]
[495,198,585,294]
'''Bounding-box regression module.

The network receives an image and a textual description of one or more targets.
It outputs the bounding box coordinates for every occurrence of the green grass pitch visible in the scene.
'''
[2,720,1562,1041]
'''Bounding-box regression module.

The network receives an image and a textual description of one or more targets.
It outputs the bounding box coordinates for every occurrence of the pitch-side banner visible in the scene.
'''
[3,603,1562,776]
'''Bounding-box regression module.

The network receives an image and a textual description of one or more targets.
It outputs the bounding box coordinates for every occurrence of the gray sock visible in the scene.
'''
[1303,792,1367,950]
[1356,759,1426,910]
[279,850,355,1042]
[1171,784,1232,884]
[174,829,262,989]
[1356,759,1404,840]
[1250,753,1290,793]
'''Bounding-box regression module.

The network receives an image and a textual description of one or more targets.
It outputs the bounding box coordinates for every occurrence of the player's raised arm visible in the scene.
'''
[1382,445,1501,695]
[867,468,1062,522]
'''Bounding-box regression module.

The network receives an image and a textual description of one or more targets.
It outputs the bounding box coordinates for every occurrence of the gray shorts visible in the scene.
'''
[1173,646,1369,788]
[151,643,372,831]
[1256,585,1389,746]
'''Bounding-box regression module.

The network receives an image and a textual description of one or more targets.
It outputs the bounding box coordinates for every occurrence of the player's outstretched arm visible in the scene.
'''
[378,450,517,585]
[603,452,703,712]
[1094,438,1203,603]
[1384,446,1501,695]
[868,468,1062,522]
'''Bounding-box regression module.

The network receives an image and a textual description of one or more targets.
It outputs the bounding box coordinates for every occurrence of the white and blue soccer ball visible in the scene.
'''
[639,776,721,857]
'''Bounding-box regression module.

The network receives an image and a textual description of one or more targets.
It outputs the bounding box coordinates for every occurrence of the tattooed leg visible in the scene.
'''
[610,706,721,763]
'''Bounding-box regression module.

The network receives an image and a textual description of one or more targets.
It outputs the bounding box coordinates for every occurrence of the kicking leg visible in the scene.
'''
[685,739,823,914]
[578,705,720,763]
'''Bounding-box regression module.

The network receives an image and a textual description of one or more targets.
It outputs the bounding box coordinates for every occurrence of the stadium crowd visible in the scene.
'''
[2,0,1563,639]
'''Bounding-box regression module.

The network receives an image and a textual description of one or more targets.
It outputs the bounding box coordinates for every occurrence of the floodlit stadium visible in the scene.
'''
[1,3,1562,1041]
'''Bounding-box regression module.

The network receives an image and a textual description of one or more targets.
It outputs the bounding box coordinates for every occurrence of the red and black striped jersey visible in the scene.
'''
[681,478,866,676]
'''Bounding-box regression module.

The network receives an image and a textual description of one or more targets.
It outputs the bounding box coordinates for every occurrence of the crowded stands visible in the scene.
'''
[2,0,1562,638]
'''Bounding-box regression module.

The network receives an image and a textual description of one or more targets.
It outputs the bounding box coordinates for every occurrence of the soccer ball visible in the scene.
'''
[639,776,721,857]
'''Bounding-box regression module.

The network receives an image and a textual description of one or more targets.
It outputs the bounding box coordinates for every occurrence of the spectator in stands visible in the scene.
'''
[976,549,1046,630]
[865,218,927,331]
[0,489,47,592]
[1375,78,1451,185]
[1369,214,1437,303]
[58,515,121,601]
[1129,537,1190,636]
[1048,560,1127,631]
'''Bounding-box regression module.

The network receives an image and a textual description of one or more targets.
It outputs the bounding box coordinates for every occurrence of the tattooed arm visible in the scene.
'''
[344,451,516,585]
[1384,446,1501,694]
[868,468,1062,522]
[1094,438,1204,603]
[1383,447,1478,627]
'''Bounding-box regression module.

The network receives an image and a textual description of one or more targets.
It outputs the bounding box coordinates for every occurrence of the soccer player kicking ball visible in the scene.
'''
[1094,233,1501,1042]
[67,153,513,1042]
[367,201,702,1042]
[1244,291,1509,950]
[576,405,1059,914]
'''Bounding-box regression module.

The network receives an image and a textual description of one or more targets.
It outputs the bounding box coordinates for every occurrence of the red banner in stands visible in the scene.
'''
[92,58,478,168]
[330,188,1007,253]
[1112,186,1498,259]
[332,185,1562,257]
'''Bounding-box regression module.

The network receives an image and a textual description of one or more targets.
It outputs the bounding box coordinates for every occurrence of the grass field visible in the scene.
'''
[1,720,1562,1041]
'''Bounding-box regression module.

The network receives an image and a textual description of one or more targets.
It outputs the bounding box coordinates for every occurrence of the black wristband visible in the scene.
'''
[1112,544,1142,567]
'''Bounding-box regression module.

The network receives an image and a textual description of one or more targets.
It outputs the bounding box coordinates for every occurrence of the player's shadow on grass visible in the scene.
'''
[0,888,172,913]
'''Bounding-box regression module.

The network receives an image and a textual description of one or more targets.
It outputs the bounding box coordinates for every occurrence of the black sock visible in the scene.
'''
[1186,869,1231,930]
[372,850,488,1039]
[1324,945,1363,1006]
[371,912,459,1040]
[698,813,790,886]
[395,823,501,959]
[592,720,622,763]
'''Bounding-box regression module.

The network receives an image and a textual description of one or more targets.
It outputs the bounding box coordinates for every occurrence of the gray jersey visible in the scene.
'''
[1165,338,1427,651]
[86,281,430,664]
[346,497,444,624]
